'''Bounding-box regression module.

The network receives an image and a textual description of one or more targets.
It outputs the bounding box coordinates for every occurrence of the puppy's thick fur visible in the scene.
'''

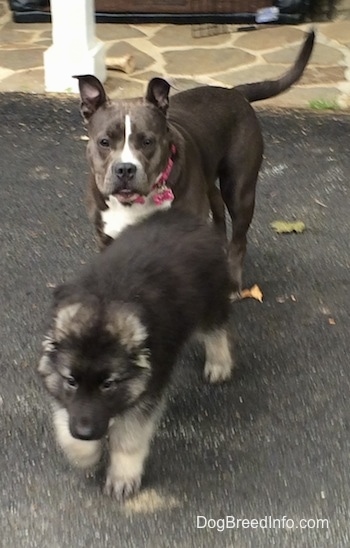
[38,209,234,500]
[75,30,315,295]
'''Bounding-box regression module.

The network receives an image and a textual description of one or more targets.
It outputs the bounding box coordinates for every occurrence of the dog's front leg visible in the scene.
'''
[105,402,163,500]
[199,326,235,383]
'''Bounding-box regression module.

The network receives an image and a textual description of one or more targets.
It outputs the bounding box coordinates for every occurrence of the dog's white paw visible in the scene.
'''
[67,440,103,468]
[204,361,232,383]
[201,327,234,383]
[104,470,142,501]
[58,437,102,468]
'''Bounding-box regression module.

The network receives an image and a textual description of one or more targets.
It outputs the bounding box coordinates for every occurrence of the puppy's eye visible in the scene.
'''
[99,138,110,148]
[100,379,115,391]
[64,376,78,390]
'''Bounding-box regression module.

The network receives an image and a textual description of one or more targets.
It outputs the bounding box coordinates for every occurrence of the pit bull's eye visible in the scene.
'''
[99,138,110,148]
[64,376,78,390]
[100,379,115,391]
[142,137,153,147]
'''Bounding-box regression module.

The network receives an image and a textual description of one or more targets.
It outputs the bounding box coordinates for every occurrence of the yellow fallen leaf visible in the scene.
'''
[270,220,306,234]
[328,317,336,325]
[241,284,263,302]
[124,489,179,514]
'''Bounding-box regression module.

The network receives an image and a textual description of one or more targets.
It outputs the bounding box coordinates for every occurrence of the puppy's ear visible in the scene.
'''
[145,78,171,115]
[106,304,149,362]
[38,286,98,379]
[38,330,56,377]
[73,74,108,121]
[52,284,99,341]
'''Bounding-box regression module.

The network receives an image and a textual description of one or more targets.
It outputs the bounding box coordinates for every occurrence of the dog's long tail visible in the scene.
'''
[234,29,315,103]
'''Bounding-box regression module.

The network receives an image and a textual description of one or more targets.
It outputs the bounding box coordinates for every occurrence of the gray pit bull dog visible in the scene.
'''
[75,30,314,296]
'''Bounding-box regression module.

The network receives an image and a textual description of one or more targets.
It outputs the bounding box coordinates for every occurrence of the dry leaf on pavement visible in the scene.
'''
[270,220,306,233]
[241,284,263,302]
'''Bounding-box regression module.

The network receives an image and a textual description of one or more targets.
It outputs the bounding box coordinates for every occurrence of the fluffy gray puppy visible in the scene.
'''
[38,209,234,500]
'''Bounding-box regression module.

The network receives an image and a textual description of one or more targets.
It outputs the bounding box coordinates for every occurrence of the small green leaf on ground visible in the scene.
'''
[309,99,340,111]
[270,220,306,234]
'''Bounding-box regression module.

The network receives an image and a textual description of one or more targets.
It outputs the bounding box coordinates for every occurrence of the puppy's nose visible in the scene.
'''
[114,162,136,181]
[72,419,94,440]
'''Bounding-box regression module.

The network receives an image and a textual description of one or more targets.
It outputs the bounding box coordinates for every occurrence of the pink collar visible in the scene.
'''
[153,143,177,189]
[151,143,176,205]
[134,144,176,206]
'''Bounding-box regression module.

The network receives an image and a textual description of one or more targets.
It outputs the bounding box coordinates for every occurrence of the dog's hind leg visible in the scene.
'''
[208,184,226,236]
[105,401,164,500]
[200,327,234,383]
[52,406,103,468]
[219,128,263,297]
[220,176,256,298]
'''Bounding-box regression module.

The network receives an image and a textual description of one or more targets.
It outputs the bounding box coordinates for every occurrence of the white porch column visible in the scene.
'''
[44,0,106,93]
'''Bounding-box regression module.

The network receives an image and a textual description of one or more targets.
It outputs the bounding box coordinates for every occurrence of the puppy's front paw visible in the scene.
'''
[104,470,142,501]
[204,361,232,383]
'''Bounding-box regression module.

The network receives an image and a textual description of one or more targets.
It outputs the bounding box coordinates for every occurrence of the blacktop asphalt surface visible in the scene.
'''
[1,93,350,548]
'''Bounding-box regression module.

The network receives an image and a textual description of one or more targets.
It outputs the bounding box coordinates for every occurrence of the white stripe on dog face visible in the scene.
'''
[121,114,138,164]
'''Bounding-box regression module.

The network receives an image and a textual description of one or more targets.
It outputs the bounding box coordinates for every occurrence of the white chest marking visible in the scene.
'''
[101,192,172,239]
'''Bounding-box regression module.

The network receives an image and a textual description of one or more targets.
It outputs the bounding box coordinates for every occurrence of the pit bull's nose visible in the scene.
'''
[114,162,137,181]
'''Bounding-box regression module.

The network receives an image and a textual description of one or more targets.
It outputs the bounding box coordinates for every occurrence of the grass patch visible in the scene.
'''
[309,99,340,111]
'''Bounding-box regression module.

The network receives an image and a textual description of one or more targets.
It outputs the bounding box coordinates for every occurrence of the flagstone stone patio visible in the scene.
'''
[0,0,349,108]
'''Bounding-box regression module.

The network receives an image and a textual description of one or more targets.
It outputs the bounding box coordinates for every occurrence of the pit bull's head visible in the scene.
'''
[74,75,173,205]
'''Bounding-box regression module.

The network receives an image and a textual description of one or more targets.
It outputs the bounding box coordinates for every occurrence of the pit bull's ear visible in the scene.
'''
[73,74,108,121]
[145,78,171,114]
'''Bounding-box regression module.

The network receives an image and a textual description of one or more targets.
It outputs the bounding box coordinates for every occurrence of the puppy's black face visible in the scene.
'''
[39,296,151,441]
